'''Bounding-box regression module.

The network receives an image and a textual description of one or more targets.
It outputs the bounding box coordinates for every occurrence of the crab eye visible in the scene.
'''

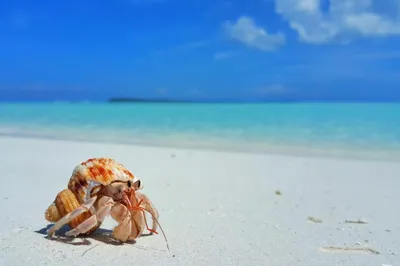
[127,180,132,188]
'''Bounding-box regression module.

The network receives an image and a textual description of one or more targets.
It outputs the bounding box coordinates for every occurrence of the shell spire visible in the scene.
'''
[45,203,61,222]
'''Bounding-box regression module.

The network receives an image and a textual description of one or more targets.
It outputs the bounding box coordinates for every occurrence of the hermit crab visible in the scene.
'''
[44,157,168,247]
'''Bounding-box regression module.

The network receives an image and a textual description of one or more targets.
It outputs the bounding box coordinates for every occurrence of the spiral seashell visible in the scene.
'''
[45,189,94,232]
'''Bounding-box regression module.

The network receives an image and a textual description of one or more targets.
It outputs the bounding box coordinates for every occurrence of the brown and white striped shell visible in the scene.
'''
[45,157,140,233]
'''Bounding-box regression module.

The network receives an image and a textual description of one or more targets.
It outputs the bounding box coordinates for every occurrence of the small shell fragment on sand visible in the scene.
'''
[320,246,380,255]
[308,216,323,223]
[344,219,368,224]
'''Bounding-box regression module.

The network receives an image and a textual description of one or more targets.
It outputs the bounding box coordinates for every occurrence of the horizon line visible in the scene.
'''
[1,98,400,104]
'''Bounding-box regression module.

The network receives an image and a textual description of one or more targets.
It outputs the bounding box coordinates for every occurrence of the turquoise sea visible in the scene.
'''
[1,102,400,160]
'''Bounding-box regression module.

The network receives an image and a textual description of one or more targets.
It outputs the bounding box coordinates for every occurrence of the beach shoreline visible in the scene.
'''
[1,131,400,163]
[0,136,399,265]
[2,102,400,163]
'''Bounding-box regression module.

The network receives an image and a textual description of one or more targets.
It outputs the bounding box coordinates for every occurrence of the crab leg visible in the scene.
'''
[47,196,97,237]
[129,207,146,239]
[110,202,132,242]
[128,191,170,251]
[135,191,159,233]
[65,196,115,237]
[65,215,98,237]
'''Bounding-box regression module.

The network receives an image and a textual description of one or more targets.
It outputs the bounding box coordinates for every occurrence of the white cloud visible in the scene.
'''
[222,16,286,51]
[275,0,400,43]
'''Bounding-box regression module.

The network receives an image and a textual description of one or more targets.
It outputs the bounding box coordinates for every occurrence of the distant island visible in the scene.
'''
[106,97,400,104]
[108,97,287,103]
[108,97,258,103]
[108,97,197,103]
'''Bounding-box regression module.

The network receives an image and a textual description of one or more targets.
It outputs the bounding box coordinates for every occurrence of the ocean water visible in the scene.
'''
[1,102,400,159]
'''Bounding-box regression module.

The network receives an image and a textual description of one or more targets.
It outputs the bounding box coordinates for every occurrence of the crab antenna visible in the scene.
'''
[127,189,170,252]
[130,204,170,252]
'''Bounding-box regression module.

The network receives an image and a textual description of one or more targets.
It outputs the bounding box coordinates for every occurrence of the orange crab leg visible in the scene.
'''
[124,192,158,234]
[123,189,170,251]
[129,200,158,234]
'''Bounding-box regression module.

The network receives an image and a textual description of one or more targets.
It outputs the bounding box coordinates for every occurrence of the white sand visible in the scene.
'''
[0,136,399,266]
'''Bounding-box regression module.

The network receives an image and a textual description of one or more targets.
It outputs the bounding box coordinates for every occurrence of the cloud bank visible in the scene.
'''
[223,16,286,51]
[224,0,400,50]
[276,0,400,43]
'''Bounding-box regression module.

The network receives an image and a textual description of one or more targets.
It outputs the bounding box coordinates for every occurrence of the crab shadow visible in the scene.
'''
[35,224,153,247]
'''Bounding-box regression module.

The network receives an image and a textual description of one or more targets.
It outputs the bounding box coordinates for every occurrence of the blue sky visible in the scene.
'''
[1,0,400,101]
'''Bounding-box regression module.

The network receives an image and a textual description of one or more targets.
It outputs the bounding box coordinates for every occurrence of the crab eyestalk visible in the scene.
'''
[130,177,143,190]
